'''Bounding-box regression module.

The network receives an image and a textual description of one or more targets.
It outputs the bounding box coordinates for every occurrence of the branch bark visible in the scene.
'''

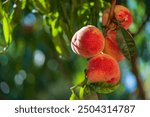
[104,0,116,36]
[131,57,146,99]
[133,15,150,37]
[131,14,149,99]
[106,0,116,27]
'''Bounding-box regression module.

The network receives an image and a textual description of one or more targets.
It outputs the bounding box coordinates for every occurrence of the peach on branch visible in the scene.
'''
[86,54,120,84]
[71,25,105,58]
[102,5,133,29]
[104,30,125,62]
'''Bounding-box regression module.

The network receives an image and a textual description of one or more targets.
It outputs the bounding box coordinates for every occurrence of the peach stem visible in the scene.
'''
[104,0,116,37]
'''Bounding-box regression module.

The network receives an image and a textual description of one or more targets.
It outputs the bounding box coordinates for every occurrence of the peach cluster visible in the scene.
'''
[103,5,133,61]
[71,5,132,84]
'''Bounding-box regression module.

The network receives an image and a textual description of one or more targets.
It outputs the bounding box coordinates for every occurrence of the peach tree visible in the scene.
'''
[0,0,146,99]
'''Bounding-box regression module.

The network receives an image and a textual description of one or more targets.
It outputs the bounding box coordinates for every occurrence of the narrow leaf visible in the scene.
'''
[3,14,12,44]
[0,1,11,53]
[0,1,3,19]
[116,25,137,62]
[10,0,26,25]
[70,86,80,100]
[70,91,80,100]
[31,0,50,14]
[45,15,70,59]
[21,0,27,9]
[2,0,11,13]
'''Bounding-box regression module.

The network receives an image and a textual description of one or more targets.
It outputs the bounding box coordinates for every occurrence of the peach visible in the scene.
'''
[104,30,125,62]
[86,54,120,84]
[71,25,105,58]
[102,5,133,29]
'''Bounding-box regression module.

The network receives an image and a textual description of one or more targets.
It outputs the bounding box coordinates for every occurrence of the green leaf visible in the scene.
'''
[70,90,80,100]
[2,14,12,44]
[70,86,80,100]
[2,0,11,13]
[20,0,27,10]
[116,25,137,62]
[0,1,3,19]
[99,0,104,8]
[31,0,50,14]
[70,85,98,100]
[0,1,12,54]
[70,79,99,100]
[45,13,70,59]
[89,82,120,94]
[10,0,26,25]
[80,85,98,100]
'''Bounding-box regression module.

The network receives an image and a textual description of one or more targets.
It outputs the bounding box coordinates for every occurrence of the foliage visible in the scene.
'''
[0,0,150,100]
[116,25,137,63]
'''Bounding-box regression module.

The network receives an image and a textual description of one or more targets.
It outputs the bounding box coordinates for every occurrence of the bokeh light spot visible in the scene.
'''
[0,81,10,94]
[33,50,45,67]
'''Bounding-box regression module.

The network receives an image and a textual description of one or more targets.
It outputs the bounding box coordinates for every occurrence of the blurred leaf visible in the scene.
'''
[70,85,98,100]
[70,78,99,100]
[89,82,120,94]
[70,92,79,100]
[79,85,98,100]
[99,0,104,8]
[0,2,12,54]
[145,0,150,14]
[31,0,50,14]
[70,86,80,100]
[20,0,27,9]
[0,1,3,19]
[45,13,70,58]
[10,0,26,25]
[59,20,72,40]
[79,85,91,99]
[2,14,12,44]
[116,25,137,62]
[2,0,11,13]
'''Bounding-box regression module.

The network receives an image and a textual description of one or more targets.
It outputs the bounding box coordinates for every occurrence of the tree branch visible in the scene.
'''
[131,14,150,99]
[106,0,116,27]
[104,0,116,36]
[133,15,150,37]
[131,57,146,99]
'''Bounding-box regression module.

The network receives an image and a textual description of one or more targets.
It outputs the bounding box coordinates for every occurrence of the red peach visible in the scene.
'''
[86,54,120,84]
[102,5,133,29]
[71,25,105,58]
[104,30,125,62]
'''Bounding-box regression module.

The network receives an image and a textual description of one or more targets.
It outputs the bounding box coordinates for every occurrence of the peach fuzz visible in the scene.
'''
[86,54,120,84]
[71,25,105,58]
[104,30,125,62]
[102,5,133,29]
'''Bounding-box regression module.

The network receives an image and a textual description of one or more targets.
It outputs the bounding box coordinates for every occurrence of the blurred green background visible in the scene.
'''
[0,0,150,99]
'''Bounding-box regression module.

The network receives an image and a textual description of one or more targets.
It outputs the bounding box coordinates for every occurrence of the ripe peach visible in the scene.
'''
[86,54,120,84]
[71,25,105,58]
[102,5,133,29]
[104,30,125,62]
